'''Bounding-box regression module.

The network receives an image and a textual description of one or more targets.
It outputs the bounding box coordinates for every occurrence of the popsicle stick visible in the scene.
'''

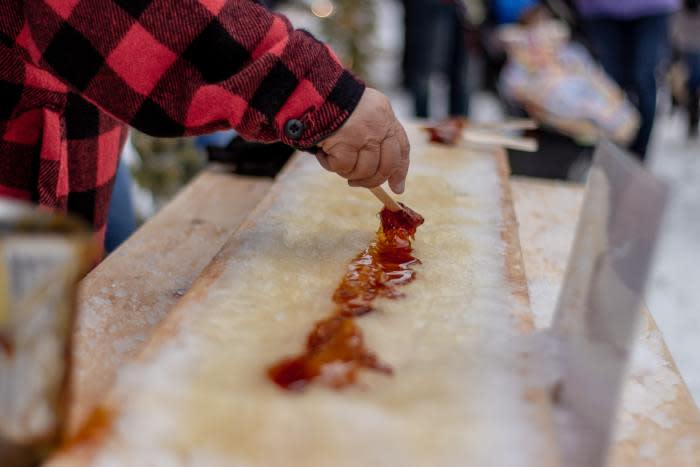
[462,131,539,152]
[369,186,402,211]
[470,118,538,131]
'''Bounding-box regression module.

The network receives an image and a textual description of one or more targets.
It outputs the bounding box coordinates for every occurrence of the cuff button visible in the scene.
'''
[284,119,304,140]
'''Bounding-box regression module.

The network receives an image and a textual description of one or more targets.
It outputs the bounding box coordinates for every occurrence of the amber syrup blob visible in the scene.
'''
[268,204,424,391]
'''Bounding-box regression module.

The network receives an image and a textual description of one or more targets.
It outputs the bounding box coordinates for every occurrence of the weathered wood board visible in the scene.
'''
[50,131,558,466]
[510,176,700,467]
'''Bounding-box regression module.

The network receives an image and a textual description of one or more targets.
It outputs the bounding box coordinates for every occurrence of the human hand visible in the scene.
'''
[316,88,410,194]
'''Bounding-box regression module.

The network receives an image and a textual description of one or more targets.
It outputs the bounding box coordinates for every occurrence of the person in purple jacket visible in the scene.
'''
[575,0,680,159]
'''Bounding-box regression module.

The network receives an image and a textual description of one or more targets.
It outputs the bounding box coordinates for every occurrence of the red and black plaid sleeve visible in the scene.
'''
[0,0,364,246]
[23,0,365,149]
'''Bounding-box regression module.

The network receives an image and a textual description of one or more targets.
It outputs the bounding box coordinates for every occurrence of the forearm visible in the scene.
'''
[24,0,364,147]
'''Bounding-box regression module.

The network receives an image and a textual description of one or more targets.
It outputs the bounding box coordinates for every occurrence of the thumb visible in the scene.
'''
[314,150,332,172]
[388,170,406,194]
[387,152,409,194]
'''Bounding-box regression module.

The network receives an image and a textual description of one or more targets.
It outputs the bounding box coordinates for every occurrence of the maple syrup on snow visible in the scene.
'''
[424,117,465,145]
[268,203,424,391]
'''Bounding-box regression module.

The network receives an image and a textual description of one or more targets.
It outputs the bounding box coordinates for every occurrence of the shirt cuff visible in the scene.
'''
[279,71,365,150]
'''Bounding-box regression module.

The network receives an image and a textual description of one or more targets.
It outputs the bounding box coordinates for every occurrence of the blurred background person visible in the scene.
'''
[105,159,137,254]
[673,0,700,138]
[574,0,680,159]
[491,0,541,23]
[403,0,470,118]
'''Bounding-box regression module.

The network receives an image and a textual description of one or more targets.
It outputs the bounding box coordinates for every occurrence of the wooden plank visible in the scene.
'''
[510,176,700,467]
[66,167,272,436]
[49,129,559,466]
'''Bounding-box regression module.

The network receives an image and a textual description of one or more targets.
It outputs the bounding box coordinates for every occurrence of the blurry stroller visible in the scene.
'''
[474,1,640,179]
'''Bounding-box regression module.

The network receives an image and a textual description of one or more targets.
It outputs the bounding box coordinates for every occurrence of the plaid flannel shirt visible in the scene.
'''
[0,0,365,241]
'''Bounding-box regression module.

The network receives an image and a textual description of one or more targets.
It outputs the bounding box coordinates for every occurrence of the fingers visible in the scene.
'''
[388,124,410,194]
[314,151,331,171]
[347,142,380,181]
[320,144,357,176]
[348,135,401,189]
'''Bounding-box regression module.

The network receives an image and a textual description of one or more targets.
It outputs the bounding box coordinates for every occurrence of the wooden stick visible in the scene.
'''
[369,186,402,211]
[470,118,538,131]
[462,131,539,152]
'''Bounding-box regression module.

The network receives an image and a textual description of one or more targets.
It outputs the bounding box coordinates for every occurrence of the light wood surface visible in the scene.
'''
[510,176,700,467]
[66,167,272,436]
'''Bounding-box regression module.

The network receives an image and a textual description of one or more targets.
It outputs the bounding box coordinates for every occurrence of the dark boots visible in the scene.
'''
[689,90,699,139]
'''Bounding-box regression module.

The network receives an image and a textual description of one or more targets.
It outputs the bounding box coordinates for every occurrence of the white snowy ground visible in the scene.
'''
[646,112,700,404]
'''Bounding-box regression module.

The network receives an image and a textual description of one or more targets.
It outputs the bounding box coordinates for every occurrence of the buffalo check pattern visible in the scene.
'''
[0,0,364,242]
